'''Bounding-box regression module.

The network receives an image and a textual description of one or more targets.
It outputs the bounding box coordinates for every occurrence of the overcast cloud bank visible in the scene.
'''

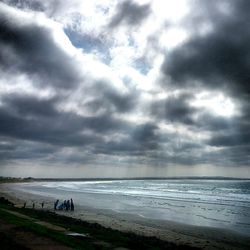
[0,0,249,177]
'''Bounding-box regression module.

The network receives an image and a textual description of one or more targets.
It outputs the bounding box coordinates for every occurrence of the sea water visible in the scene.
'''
[15,179,250,235]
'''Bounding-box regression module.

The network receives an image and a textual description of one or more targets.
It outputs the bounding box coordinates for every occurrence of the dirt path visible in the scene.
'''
[2,209,67,232]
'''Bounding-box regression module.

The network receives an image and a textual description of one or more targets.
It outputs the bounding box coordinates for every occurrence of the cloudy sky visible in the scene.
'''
[0,0,249,178]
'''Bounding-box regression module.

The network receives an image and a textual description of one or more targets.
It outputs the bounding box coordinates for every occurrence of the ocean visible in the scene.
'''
[15,179,250,236]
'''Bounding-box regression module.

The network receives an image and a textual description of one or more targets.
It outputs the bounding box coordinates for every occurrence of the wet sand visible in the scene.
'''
[1,183,250,250]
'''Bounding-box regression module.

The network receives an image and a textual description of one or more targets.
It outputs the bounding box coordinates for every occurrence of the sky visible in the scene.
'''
[0,0,249,178]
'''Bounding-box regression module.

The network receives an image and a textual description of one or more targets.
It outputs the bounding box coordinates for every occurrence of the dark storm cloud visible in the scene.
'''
[162,0,250,97]
[0,99,125,147]
[0,9,81,89]
[198,144,250,167]
[85,91,135,114]
[151,93,196,125]
[109,0,151,28]
[0,138,58,162]
[208,122,250,147]
[0,0,142,166]
[221,146,250,165]
[198,108,250,166]
[3,94,58,117]
[0,86,143,157]
[84,81,137,114]
[1,0,45,11]
[1,0,65,17]
[209,132,250,147]
[159,0,250,168]
[151,93,248,145]
[105,88,137,113]
[95,123,159,156]
[0,91,158,162]
[132,123,158,150]
[0,140,17,162]
[195,114,234,132]
[150,91,241,133]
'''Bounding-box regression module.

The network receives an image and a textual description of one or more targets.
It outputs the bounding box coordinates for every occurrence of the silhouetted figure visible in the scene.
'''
[58,203,64,210]
[70,198,74,211]
[23,202,26,208]
[32,202,35,209]
[54,199,59,210]
[41,202,44,208]
[63,200,67,210]
[66,200,70,211]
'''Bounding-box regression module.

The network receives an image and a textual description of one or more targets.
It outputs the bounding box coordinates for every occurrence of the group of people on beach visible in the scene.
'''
[22,199,74,211]
[54,198,74,211]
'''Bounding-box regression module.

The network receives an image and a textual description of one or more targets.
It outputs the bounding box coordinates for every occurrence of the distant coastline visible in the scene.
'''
[1,176,250,183]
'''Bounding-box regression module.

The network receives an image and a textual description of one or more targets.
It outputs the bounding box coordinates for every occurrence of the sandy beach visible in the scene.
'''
[1,182,250,250]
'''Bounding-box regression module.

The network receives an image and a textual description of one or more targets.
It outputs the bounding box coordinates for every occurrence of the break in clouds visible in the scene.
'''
[0,0,249,177]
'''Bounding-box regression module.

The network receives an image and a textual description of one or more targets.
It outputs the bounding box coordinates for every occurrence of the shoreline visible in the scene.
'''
[1,183,250,250]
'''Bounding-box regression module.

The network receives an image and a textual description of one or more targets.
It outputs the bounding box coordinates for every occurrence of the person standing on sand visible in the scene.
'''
[54,199,59,210]
[32,202,35,209]
[63,200,67,210]
[23,202,26,208]
[41,202,44,208]
[70,198,74,211]
[66,200,70,211]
